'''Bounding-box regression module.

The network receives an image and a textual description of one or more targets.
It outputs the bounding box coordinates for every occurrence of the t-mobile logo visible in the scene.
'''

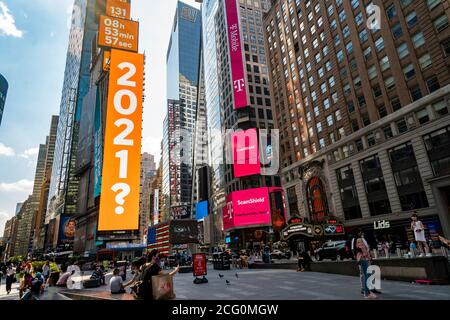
[234,79,245,92]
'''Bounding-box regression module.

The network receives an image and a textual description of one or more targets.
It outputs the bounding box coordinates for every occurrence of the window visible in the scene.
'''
[319,138,326,149]
[433,100,449,116]
[323,98,330,110]
[428,0,441,10]
[386,4,396,20]
[351,0,359,9]
[385,76,395,90]
[327,4,334,16]
[392,23,403,39]
[378,105,387,118]
[359,30,368,43]
[416,109,430,125]
[364,47,372,60]
[351,119,359,132]
[397,43,409,59]
[384,126,393,139]
[368,65,377,79]
[354,76,361,88]
[427,76,441,93]
[308,127,314,137]
[356,139,364,151]
[434,14,449,32]
[403,64,416,80]
[391,97,402,111]
[406,11,418,28]
[362,113,371,127]
[346,41,353,54]
[338,127,346,139]
[335,110,342,121]
[355,12,363,26]
[410,85,423,101]
[367,133,376,147]
[397,119,408,133]
[419,54,432,70]
[329,132,336,143]
[326,115,334,126]
[412,32,426,48]
[343,26,350,38]
[358,95,366,108]
[379,56,390,71]
[375,37,384,52]
[314,105,320,117]
[325,60,332,71]
[348,101,355,113]
[316,122,323,133]
[401,0,412,7]
[373,85,382,98]
[441,37,450,56]
[337,50,344,63]
[339,10,346,22]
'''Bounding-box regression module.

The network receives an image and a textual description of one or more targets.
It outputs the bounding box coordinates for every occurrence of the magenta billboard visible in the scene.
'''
[225,0,248,109]
[223,187,271,231]
[232,128,261,178]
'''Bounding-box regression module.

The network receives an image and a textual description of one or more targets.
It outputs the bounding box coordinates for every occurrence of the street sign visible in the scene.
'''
[98,15,139,52]
[98,49,144,232]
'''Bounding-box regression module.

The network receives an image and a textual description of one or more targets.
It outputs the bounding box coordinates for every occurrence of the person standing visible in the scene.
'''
[355,230,377,299]
[411,213,430,257]
[352,231,381,295]
[42,261,51,282]
[5,263,16,294]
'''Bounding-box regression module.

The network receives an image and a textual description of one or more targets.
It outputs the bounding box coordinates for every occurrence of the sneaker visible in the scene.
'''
[426,253,432,257]
[365,293,377,299]
[419,253,424,257]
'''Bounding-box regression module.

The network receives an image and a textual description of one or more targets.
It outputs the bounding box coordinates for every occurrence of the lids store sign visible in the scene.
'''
[374,220,390,230]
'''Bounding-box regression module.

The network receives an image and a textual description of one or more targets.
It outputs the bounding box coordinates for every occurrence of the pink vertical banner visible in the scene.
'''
[232,128,261,178]
[225,0,248,109]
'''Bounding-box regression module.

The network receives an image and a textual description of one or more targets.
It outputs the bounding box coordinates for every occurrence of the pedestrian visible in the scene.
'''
[42,261,51,282]
[409,241,417,257]
[355,230,377,299]
[411,213,430,257]
[352,230,381,296]
[297,250,312,272]
[110,268,126,294]
[383,241,390,258]
[5,263,16,294]
[125,258,146,295]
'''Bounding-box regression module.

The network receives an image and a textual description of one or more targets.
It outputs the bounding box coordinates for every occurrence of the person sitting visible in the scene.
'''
[110,268,126,294]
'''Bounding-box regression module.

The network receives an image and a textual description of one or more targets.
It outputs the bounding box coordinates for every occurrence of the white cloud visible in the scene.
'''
[0,1,23,38]
[19,147,39,159]
[0,211,13,235]
[142,135,162,164]
[0,179,33,192]
[0,142,15,157]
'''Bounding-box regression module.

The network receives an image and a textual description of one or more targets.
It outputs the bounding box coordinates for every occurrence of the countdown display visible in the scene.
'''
[98,15,139,52]
[98,49,144,231]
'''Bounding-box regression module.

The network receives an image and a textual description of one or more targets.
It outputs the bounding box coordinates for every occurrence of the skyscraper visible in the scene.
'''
[46,0,99,251]
[201,0,284,249]
[0,73,8,127]
[163,1,202,219]
[264,0,450,239]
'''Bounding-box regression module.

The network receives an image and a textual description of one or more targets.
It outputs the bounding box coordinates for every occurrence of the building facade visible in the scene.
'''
[0,73,8,127]
[264,0,450,246]
[163,1,202,219]
[46,0,99,251]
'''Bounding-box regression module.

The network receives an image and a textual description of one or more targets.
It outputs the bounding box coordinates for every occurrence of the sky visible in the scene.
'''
[0,0,201,234]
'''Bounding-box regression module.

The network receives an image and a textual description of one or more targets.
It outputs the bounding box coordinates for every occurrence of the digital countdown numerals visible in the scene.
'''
[98,50,143,232]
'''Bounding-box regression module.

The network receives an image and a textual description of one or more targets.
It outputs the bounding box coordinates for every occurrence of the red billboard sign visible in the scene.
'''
[232,129,260,178]
[225,0,248,109]
[223,187,271,231]
[193,253,207,277]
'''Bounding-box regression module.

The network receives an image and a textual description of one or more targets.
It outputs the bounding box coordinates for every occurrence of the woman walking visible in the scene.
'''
[355,230,377,299]
[5,263,16,295]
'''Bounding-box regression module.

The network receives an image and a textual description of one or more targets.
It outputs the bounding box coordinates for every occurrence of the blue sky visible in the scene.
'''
[0,0,200,234]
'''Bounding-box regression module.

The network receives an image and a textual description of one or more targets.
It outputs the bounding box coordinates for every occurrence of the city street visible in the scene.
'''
[1,267,449,300]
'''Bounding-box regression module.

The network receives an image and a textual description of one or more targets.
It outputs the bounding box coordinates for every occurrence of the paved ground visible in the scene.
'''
[1,266,449,300]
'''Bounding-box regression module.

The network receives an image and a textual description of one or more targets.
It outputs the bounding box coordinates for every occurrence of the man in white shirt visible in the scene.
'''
[110,268,125,294]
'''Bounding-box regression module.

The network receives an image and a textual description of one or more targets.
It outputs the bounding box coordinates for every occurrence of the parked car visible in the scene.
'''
[314,240,353,261]
[270,249,291,260]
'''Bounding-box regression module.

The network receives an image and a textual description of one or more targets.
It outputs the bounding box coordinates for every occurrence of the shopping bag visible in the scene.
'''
[152,274,176,300]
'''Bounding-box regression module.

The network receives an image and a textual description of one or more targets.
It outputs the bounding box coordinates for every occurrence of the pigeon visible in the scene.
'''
[226,280,230,285]
[219,274,224,278]
[235,273,239,278]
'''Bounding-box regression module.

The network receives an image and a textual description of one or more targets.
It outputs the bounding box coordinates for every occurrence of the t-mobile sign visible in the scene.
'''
[225,0,248,109]
[223,187,271,230]
[232,129,261,178]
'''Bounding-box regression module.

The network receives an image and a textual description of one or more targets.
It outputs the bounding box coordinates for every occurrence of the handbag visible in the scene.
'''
[151,274,176,300]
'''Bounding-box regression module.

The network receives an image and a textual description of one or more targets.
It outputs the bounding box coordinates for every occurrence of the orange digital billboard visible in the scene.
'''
[106,0,131,19]
[103,50,111,71]
[98,15,138,52]
[98,49,144,231]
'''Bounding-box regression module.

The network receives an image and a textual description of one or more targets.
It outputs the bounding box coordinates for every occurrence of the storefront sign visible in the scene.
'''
[323,224,345,235]
[98,49,144,231]
[193,253,207,277]
[225,0,248,109]
[313,225,323,236]
[282,223,313,240]
[374,220,390,230]
[106,0,131,19]
[232,129,260,178]
[98,15,139,52]
[223,187,271,231]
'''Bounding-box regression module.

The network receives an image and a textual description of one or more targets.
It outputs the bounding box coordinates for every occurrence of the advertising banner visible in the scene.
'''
[154,189,159,225]
[225,0,248,109]
[106,0,131,19]
[58,216,76,245]
[98,49,144,231]
[232,128,260,178]
[169,220,199,244]
[193,253,207,277]
[223,187,271,231]
[93,85,103,198]
[171,206,191,220]
[195,200,208,221]
[98,15,139,52]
